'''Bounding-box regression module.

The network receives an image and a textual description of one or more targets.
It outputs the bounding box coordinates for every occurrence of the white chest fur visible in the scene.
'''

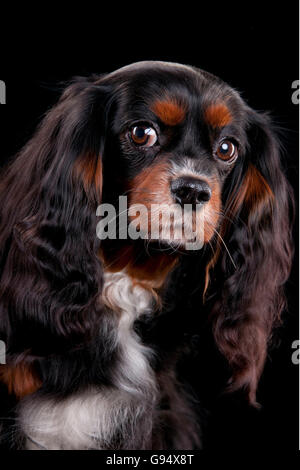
[102,271,156,395]
[20,271,157,450]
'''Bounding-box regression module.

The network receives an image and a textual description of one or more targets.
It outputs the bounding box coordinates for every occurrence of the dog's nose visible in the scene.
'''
[171,176,211,207]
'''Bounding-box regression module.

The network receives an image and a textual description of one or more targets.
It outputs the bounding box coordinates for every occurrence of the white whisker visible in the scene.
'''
[212,227,237,269]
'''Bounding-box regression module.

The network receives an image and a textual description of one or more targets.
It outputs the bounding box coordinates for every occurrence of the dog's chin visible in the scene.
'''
[145,236,204,252]
[135,223,205,252]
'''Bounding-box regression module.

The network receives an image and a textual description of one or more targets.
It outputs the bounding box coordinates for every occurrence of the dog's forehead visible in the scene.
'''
[109,61,244,128]
[112,61,220,99]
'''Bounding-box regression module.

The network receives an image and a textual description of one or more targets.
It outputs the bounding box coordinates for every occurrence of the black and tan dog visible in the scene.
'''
[0,61,293,449]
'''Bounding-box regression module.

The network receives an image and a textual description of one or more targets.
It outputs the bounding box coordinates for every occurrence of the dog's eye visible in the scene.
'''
[216,140,237,161]
[130,126,157,147]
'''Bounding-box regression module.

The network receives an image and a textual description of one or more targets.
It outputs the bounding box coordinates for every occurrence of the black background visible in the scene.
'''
[0,3,298,457]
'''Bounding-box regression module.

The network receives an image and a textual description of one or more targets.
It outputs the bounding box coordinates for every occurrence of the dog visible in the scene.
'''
[0,61,294,449]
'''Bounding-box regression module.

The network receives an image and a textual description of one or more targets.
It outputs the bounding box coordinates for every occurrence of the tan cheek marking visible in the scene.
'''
[128,161,172,236]
[203,179,221,243]
[151,99,187,126]
[204,103,232,128]
[129,161,172,208]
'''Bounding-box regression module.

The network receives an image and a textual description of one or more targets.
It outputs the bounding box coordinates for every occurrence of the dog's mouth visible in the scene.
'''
[97,201,219,252]
[127,203,210,251]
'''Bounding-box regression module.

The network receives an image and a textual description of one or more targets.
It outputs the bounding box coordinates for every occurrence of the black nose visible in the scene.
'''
[171,176,211,207]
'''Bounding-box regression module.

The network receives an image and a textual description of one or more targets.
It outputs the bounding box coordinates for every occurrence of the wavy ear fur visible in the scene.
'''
[209,111,294,405]
[0,77,111,357]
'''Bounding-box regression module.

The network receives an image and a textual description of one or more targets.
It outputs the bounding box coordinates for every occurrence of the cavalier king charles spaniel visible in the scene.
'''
[0,61,293,449]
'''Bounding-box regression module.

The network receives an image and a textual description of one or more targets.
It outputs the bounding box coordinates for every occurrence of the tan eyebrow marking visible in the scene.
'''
[204,103,232,128]
[151,99,187,126]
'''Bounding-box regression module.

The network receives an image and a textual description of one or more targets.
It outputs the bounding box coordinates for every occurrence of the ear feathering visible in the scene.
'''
[206,112,294,405]
[0,78,110,396]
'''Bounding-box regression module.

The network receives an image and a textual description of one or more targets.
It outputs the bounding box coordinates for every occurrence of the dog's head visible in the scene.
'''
[0,61,293,403]
[99,62,249,249]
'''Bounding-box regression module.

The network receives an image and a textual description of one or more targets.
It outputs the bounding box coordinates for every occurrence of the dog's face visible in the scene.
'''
[100,62,248,249]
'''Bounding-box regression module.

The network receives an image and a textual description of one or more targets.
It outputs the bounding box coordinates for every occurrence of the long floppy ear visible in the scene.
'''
[0,77,111,358]
[208,111,294,405]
